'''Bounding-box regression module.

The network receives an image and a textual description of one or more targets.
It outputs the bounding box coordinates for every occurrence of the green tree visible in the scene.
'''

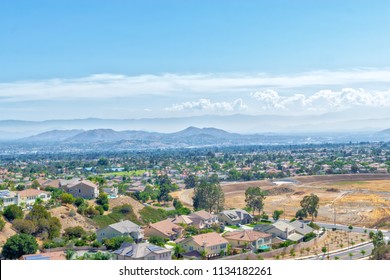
[74,197,85,207]
[96,193,109,206]
[173,244,184,259]
[148,235,166,247]
[31,180,41,189]
[3,205,24,221]
[13,219,37,234]
[295,209,307,219]
[300,194,320,221]
[2,233,38,259]
[245,186,267,215]
[193,179,224,212]
[272,210,284,221]
[60,193,75,204]
[184,174,198,189]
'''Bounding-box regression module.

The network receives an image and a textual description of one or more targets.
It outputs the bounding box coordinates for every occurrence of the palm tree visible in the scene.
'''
[173,244,184,259]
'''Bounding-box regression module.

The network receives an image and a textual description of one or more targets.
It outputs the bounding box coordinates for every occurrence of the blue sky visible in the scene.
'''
[1,1,390,120]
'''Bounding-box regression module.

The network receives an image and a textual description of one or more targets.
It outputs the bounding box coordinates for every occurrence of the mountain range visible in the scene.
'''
[0,112,390,141]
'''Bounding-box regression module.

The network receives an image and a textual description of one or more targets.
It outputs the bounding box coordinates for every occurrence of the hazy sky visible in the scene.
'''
[1,0,390,120]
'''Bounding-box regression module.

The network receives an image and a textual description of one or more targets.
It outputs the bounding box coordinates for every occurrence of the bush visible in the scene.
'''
[60,193,75,204]
[2,233,38,259]
[96,193,109,206]
[85,206,100,218]
[103,236,133,250]
[0,216,6,231]
[3,205,23,221]
[103,204,109,211]
[77,203,88,215]
[13,219,37,234]
[148,235,166,247]
[92,240,102,248]
[74,239,86,246]
[64,226,87,239]
[95,205,104,215]
[303,232,316,242]
[43,239,65,249]
[74,197,85,207]
[69,209,76,217]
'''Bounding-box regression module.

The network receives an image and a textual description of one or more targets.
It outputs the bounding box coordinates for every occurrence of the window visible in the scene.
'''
[79,189,81,193]
[220,244,226,249]
[189,246,193,251]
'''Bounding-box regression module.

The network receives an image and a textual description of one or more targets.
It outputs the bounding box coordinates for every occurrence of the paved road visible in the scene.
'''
[309,242,373,260]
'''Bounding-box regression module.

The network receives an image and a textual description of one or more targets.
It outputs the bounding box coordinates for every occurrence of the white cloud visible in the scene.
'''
[1,68,390,103]
[165,98,247,112]
[250,88,390,112]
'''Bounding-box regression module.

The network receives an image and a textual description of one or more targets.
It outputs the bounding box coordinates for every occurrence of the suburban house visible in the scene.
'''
[178,232,229,259]
[21,251,66,260]
[254,221,304,241]
[0,190,19,210]
[289,220,314,236]
[102,187,118,197]
[218,209,253,225]
[170,215,194,227]
[60,178,99,199]
[144,220,183,241]
[17,189,51,206]
[112,242,172,260]
[97,220,144,242]
[188,210,219,229]
[223,230,272,252]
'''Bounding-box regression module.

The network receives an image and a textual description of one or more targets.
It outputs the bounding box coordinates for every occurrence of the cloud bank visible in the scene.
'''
[165,98,247,112]
[1,68,390,103]
[250,88,390,112]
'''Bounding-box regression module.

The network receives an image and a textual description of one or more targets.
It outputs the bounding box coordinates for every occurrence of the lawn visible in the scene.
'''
[226,225,241,230]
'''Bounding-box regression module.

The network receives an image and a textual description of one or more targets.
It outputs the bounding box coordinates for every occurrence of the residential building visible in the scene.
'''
[112,242,172,260]
[223,230,272,252]
[17,189,51,206]
[0,190,19,210]
[289,220,314,236]
[218,209,253,225]
[254,221,303,241]
[178,232,228,259]
[60,178,99,199]
[144,220,183,241]
[97,220,144,242]
[188,210,219,229]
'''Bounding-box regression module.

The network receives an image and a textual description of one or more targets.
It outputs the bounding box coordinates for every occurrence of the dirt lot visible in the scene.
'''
[0,220,17,247]
[49,205,98,233]
[172,174,390,229]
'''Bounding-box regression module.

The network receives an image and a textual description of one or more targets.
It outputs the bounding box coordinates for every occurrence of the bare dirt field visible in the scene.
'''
[0,220,17,247]
[172,174,390,228]
[49,205,98,233]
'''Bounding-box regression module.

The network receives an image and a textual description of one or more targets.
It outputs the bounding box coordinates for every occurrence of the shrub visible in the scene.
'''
[74,197,85,207]
[13,219,37,234]
[96,193,109,206]
[60,193,75,205]
[95,205,104,215]
[69,209,76,217]
[148,235,166,247]
[92,240,102,248]
[64,226,87,239]
[103,204,109,211]
[103,236,133,250]
[0,216,6,231]
[2,233,38,259]
[74,239,86,247]
[3,205,23,221]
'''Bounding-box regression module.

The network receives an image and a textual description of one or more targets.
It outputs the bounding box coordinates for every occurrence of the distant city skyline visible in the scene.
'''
[1,1,390,121]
